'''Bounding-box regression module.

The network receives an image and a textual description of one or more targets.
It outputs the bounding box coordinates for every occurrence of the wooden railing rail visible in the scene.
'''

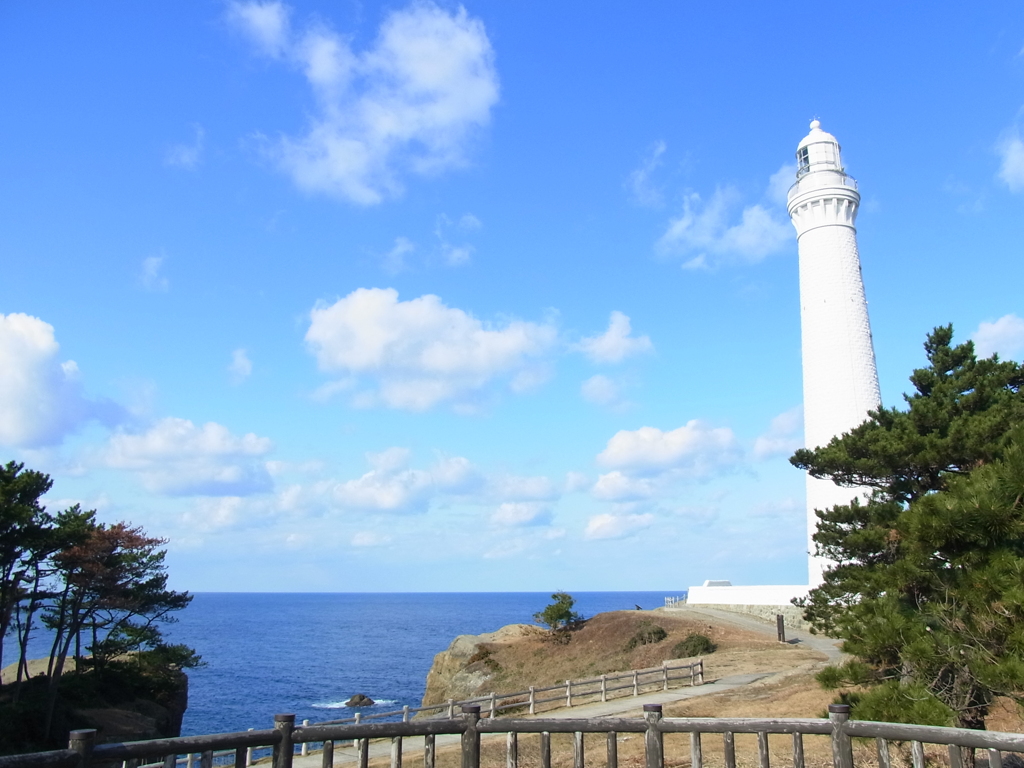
[7,702,1024,768]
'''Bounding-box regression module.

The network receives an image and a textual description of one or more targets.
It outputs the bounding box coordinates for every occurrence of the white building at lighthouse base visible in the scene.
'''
[685,581,809,606]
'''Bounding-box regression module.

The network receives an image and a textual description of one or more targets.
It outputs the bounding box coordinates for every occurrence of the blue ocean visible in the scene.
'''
[6,592,674,737]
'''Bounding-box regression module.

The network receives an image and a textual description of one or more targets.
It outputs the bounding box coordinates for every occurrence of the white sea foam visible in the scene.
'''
[311,698,399,709]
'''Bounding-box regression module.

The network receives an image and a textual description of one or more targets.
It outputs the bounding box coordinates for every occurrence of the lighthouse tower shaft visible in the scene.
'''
[787,122,880,587]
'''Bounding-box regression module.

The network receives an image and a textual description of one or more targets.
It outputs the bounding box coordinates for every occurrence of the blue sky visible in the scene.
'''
[2,1,1023,592]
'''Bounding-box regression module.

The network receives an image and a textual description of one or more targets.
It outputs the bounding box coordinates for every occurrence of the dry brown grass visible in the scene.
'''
[361,611,1024,768]
[479,611,823,696]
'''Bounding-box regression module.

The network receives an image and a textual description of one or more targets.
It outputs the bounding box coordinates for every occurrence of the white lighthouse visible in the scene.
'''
[788,120,881,586]
[684,121,880,607]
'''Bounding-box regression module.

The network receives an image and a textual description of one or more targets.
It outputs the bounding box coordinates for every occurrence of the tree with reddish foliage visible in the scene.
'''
[42,521,196,736]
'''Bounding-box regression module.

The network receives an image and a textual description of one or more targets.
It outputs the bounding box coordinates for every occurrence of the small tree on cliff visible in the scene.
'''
[534,591,581,630]
[794,326,1024,730]
[42,519,197,736]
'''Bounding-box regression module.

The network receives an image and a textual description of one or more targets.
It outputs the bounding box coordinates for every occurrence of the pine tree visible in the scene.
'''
[795,326,1024,730]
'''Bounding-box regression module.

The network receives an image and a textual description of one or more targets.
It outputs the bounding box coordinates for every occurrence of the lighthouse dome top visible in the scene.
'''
[795,119,844,177]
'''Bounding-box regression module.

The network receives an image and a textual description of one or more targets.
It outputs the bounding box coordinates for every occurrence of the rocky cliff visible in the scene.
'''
[421,624,541,707]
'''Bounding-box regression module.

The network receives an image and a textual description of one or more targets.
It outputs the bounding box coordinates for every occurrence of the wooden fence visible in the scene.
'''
[4,703,1024,768]
[319,659,705,726]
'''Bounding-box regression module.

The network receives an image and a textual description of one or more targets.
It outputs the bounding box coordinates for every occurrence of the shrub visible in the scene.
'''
[672,633,716,657]
[466,647,500,671]
[625,620,668,650]
[533,592,582,631]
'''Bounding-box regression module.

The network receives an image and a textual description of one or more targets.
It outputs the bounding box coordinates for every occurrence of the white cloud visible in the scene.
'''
[165,124,205,170]
[434,214,477,266]
[431,454,483,493]
[972,314,1024,359]
[105,417,274,496]
[305,288,558,410]
[229,1,499,205]
[331,449,478,513]
[381,236,416,275]
[753,406,803,460]
[597,420,742,477]
[181,496,247,532]
[657,187,790,266]
[488,473,559,501]
[581,375,620,406]
[0,314,118,448]
[997,130,1024,192]
[335,465,432,512]
[591,471,656,502]
[626,140,666,207]
[140,255,169,292]
[564,471,589,493]
[352,530,392,547]
[229,348,253,384]
[491,501,552,527]
[584,512,654,540]
[482,538,529,560]
[576,311,653,364]
[226,1,291,57]
[767,163,797,206]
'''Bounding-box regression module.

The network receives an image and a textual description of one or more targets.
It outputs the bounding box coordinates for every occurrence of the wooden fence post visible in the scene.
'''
[69,729,96,768]
[690,733,703,768]
[723,732,736,768]
[776,614,786,643]
[632,671,639,696]
[447,699,456,718]
[662,662,669,691]
[274,715,296,768]
[828,705,853,768]
[391,737,403,768]
[246,728,255,767]
[529,687,536,715]
[757,732,769,768]
[540,733,551,768]
[301,720,310,757]
[489,693,497,718]
[643,704,664,768]
[403,706,410,723]
[507,732,518,768]
[607,732,618,768]
[698,659,704,685]
[357,739,369,768]
[424,734,436,768]
[321,740,333,768]
[461,705,481,768]
[574,732,585,768]
[566,680,572,707]
[601,675,608,702]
